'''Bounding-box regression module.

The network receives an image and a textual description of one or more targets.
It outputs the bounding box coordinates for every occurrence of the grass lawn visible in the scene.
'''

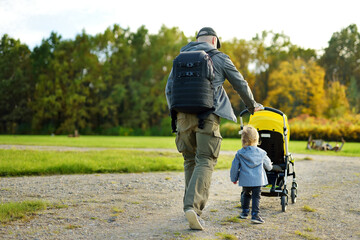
[0,135,359,157]
[0,135,359,177]
[0,149,234,177]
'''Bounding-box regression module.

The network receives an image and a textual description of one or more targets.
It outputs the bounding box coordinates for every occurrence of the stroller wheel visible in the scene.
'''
[291,188,297,204]
[281,195,288,212]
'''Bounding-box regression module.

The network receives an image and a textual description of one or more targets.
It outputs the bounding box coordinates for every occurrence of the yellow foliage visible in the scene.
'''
[325,81,350,118]
[264,59,326,118]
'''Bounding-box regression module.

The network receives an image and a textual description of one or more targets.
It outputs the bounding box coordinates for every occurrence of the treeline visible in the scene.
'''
[1,24,359,135]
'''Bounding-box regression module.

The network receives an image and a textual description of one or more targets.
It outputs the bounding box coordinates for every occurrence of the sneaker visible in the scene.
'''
[185,210,205,230]
[251,215,265,224]
[239,212,249,219]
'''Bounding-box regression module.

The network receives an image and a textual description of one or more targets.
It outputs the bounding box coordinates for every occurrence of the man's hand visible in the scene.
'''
[254,104,264,112]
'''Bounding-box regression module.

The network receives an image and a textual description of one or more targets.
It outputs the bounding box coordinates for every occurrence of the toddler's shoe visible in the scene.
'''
[251,215,265,224]
[185,210,205,230]
[239,212,249,219]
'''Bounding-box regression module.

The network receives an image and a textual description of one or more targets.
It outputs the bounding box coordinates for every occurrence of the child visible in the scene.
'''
[230,125,273,224]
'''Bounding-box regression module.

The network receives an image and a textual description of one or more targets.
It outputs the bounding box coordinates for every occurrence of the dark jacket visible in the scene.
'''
[165,41,258,122]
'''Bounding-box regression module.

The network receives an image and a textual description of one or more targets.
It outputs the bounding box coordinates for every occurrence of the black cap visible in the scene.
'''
[196,27,221,49]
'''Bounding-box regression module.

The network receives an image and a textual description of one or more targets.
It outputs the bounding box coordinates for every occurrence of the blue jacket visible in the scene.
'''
[230,146,273,187]
[165,41,258,122]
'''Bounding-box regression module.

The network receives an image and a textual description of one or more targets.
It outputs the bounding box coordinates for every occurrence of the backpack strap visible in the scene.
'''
[194,49,219,129]
[196,49,219,129]
[171,109,177,133]
[206,49,221,58]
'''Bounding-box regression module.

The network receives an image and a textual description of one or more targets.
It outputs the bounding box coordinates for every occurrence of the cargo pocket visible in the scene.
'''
[212,130,222,158]
[175,132,186,153]
[196,129,222,159]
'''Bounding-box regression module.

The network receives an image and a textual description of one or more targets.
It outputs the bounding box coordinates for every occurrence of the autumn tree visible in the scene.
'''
[324,81,350,118]
[221,38,255,115]
[265,58,326,118]
[251,31,317,104]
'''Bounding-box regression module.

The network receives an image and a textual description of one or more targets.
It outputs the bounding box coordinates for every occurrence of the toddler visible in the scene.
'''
[230,125,273,224]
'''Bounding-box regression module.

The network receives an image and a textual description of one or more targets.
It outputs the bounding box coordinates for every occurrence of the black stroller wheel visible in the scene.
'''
[281,195,288,212]
[291,188,297,204]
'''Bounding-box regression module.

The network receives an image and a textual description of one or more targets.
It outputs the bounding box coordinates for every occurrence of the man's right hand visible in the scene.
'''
[254,104,264,112]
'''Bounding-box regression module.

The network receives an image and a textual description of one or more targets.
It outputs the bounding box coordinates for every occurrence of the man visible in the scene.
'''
[165,27,263,230]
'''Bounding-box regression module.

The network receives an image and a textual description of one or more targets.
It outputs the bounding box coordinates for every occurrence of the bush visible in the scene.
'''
[289,114,360,141]
[220,114,360,141]
[220,122,241,138]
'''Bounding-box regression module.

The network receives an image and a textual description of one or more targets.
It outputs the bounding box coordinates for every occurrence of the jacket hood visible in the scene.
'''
[238,146,267,168]
[180,41,216,53]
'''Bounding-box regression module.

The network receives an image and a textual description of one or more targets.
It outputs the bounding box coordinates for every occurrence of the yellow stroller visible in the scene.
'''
[239,107,297,212]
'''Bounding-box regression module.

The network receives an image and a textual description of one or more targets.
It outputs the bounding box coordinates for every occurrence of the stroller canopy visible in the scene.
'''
[249,110,290,144]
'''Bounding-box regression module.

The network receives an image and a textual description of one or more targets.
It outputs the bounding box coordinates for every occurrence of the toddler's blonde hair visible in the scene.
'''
[241,125,259,147]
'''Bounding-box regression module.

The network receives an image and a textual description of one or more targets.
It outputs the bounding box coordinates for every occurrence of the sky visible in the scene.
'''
[1,0,360,51]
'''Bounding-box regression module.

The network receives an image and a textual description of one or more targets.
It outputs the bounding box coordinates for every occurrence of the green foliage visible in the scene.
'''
[320,24,360,113]
[1,24,360,135]
[220,122,241,138]
[0,34,32,134]
[0,200,48,223]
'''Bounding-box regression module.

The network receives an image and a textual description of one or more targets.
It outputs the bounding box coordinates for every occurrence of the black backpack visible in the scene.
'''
[170,49,220,132]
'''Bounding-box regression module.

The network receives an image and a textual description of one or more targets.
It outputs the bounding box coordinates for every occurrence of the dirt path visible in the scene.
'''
[0,147,359,239]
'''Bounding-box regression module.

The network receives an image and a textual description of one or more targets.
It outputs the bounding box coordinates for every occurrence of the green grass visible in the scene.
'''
[0,135,359,177]
[221,216,243,224]
[0,149,234,177]
[0,135,176,149]
[215,232,238,240]
[0,200,48,223]
[294,230,321,240]
[1,135,359,156]
[302,205,316,212]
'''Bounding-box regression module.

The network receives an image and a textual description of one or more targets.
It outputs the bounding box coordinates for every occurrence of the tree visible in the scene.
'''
[31,31,101,134]
[221,39,256,114]
[324,81,350,118]
[146,25,189,128]
[320,24,360,113]
[250,31,317,105]
[265,58,326,118]
[30,32,62,133]
[0,34,32,133]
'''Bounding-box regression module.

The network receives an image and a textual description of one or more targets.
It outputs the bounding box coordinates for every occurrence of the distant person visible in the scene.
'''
[230,125,273,224]
[165,27,263,230]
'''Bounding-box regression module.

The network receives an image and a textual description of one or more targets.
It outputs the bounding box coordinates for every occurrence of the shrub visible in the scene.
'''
[289,114,360,141]
[220,122,241,138]
[220,114,360,141]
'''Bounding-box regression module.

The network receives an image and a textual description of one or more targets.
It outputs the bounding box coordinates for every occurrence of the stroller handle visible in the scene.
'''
[239,106,284,117]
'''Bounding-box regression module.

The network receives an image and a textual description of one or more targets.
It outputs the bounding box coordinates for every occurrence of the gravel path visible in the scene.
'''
[0,146,359,239]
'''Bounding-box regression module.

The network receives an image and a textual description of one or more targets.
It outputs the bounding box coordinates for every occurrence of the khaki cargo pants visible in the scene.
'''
[175,112,222,216]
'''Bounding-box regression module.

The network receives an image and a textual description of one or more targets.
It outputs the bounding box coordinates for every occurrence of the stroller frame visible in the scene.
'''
[239,107,297,212]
